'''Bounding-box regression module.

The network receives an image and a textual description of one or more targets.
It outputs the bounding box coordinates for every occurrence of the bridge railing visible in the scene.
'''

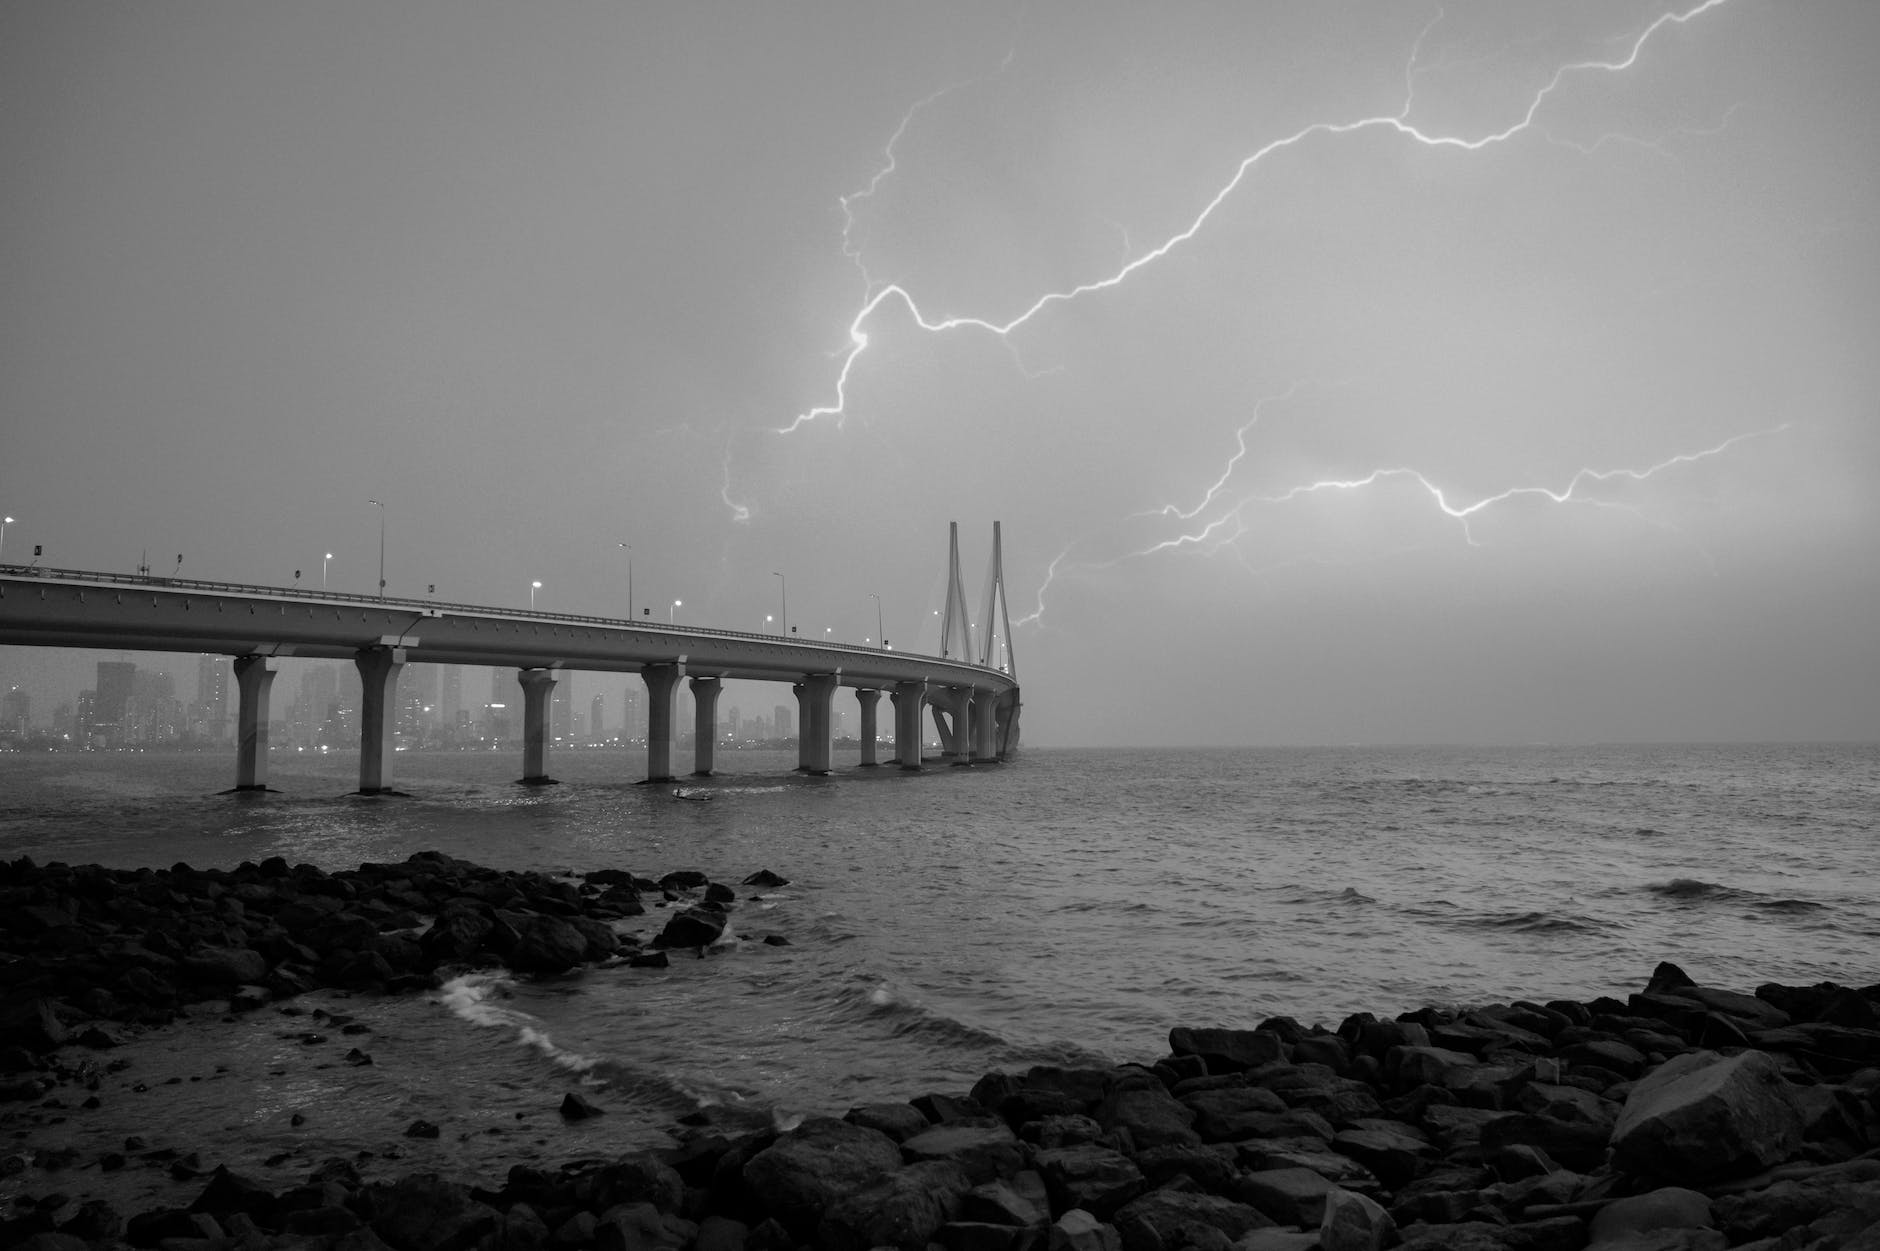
[0,563,1011,674]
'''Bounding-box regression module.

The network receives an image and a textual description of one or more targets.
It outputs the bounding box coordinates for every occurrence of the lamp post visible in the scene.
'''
[617,542,633,619]
[0,516,12,563]
[323,552,333,590]
[772,572,786,635]
[670,599,681,624]
[366,499,385,598]
[766,614,773,633]
[530,580,542,610]
[868,593,883,650]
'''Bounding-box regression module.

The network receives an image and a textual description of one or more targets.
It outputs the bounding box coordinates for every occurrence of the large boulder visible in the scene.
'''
[1095,1087,1200,1149]
[1318,1188,1395,1251]
[1168,1027,1286,1071]
[181,946,269,986]
[1610,1050,1804,1182]
[367,1173,501,1251]
[659,906,728,949]
[901,1123,1025,1183]
[1179,1085,1288,1142]
[817,1160,973,1251]
[1033,1145,1146,1217]
[506,914,591,975]
[741,1118,902,1235]
[1111,1188,1274,1251]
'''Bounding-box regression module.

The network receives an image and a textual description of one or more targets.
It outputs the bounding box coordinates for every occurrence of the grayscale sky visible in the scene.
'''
[2,0,1876,746]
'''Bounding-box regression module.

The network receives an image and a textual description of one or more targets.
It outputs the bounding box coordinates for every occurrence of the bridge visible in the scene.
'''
[0,524,1020,793]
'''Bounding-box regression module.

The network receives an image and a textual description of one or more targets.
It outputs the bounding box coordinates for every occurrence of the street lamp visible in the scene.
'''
[366,499,386,598]
[617,542,633,618]
[323,552,333,590]
[670,598,681,624]
[766,614,773,632]
[868,593,883,650]
[530,580,542,610]
[772,572,786,635]
[0,516,13,563]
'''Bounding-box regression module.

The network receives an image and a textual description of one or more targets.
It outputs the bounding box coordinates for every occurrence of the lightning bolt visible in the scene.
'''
[1016,423,1791,629]
[784,0,1737,434]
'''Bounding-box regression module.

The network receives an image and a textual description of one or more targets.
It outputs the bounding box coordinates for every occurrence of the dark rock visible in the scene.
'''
[741,1117,902,1235]
[818,1159,973,1251]
[1241,1167,1338,1227]
[505,915,591,975]
[0,998,68,1051]
[1168,1027,1286,1072]
[902,1122,1026,1183]
[1049,1209,1122,1251]
[1610,1049,1804,1181]
[1095,1087,1199,1149]
[845,1102,931,1143]
[1587,1186,1715,1245]
[630,951,670,969]
[1179,1085,1287,1142]
[1033,1145,1145,1217]
[561,1091,606,1121]
[181,946,268,985]
[404,1119,441,1139]
[960,1171,1052,1226]
[657,906,727,949]
[1112,1187,1274,1251]
[1329,1123,1436,1189]
[658,870,711,892]
[367,1173,500,1251]
[188,1165,279,1223]
[1318,1187,1395,1251]
[912,1092,993,1124]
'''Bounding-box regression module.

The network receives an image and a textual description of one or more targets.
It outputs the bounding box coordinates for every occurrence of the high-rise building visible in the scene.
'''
[440,666,463,728]
[552,675,573,741]
[194,655,230,741]
[93,661,135,742]
[76,690,96,742]
[623,685,641,741]
[773,704,792,740]
[590,694,604,739]
[1,686,29,736]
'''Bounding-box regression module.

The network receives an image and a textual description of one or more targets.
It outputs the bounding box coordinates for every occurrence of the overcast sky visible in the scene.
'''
[3,0,1875,747]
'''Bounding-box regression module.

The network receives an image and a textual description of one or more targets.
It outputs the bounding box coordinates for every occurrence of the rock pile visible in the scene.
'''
[5,848,1879,1249]
[0,851,785,1045]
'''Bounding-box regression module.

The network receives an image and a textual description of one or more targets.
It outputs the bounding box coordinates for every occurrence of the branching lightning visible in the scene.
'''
[784,0,1737,435]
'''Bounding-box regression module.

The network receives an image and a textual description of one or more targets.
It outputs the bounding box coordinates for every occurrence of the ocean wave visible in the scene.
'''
[1451,909,1608,935]
[436,971,598,1076]
[1646,879,1826,915]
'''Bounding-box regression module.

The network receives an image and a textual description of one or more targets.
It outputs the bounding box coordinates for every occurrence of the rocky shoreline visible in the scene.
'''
[2,851,1878,1250]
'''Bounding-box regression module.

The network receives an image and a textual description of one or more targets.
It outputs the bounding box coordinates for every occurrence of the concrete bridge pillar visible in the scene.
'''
[690,676,721,776]
[232,655,277,791]
[855,688,881,767]
[971,689,1000,763]
[933,685,973,765]
[517,668,559,785]
[641,663,680,783]
[793,673,838,774]
[354,646,407,795]
[890,680,927,770]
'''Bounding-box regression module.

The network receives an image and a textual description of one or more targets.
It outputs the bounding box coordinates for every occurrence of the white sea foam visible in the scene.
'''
[438,972,598,1074]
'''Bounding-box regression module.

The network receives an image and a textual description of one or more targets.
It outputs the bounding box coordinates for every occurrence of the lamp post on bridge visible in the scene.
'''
[323,552,333,590]
[366,499,386,599]
[530,580,542,610]
[670,599,681,624]
[868,593,883,650]
[772,572,786,636]
[627,538,642,617]
[0,516,13,563]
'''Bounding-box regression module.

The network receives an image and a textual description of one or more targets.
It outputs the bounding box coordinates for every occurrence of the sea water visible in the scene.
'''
[2,742,1875,1201]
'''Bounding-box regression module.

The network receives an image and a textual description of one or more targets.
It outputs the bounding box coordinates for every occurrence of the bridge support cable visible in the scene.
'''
[231,655,278,792]
[976,520,1016,679]
[939,523,974,663]
[690,676,722,777]
[355,646,408,795]
[641,663,681,783]
[517,668,560,786]
[891,680,927,770]
[854,688,882,767]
